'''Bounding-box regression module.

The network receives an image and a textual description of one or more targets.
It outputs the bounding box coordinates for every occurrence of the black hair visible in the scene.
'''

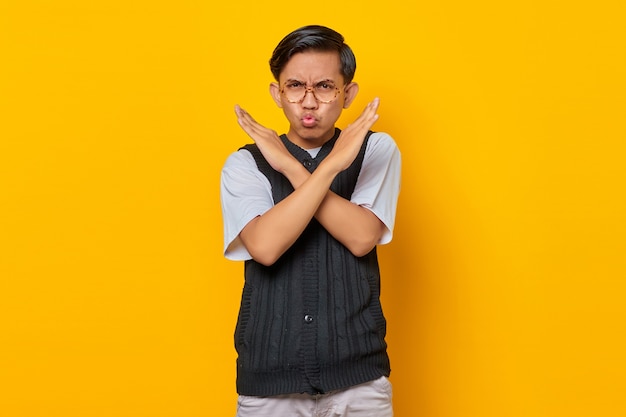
[269,25,357,84]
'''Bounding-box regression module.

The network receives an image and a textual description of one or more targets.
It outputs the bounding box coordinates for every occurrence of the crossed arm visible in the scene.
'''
[234,99,386,266]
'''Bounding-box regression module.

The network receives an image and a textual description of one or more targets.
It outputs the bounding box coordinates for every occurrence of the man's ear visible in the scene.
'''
[270,82,283,108]
[343,82,359,109]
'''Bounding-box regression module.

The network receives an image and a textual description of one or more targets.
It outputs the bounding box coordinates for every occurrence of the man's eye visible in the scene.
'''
[287,82,304,89]
[318,82,335,90]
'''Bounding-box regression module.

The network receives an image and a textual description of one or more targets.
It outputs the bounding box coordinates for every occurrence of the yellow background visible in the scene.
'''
[1,0,625,416]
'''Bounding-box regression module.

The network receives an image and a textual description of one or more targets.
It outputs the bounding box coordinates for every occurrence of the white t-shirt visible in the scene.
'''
[220,131,401,261]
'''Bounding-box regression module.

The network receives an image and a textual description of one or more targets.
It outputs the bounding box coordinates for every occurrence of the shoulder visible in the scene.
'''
[369,131,397,145]
[221,147,272,189]
[364,131,401,161]
[220,146,273,198]
[222,147,256,171]
[366,131,399,152]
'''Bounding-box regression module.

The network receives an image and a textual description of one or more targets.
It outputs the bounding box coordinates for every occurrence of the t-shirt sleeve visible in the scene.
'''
[220,149,273,261]
[350,132,402,244]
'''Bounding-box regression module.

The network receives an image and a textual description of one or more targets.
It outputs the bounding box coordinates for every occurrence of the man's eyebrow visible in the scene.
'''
[284,78,336,83]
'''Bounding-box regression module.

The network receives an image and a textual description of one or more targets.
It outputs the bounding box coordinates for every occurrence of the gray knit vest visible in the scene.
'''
[235,128,390,396]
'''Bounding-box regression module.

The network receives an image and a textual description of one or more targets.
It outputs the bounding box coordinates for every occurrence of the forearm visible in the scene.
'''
[315,192,385,256]
[239,162,338,266]
[282,164,384,257]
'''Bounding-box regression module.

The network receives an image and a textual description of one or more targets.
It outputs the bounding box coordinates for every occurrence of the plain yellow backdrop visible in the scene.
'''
[1,0,625,416]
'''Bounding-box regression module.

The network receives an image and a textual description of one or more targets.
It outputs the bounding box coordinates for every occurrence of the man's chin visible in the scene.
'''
[293,126,334,142]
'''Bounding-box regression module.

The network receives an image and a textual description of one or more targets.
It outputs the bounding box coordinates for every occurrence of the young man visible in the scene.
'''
[220,25,401,416]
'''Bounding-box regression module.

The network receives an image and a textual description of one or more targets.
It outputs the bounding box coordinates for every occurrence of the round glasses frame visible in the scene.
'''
[280,83,342,104]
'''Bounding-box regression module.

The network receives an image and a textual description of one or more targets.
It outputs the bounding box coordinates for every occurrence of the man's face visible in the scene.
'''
[270,50,358,149]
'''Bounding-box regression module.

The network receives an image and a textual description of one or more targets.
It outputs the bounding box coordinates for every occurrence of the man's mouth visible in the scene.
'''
[301,114,318,127]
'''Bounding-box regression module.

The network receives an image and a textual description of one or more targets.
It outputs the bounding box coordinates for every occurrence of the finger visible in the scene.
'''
[235,113,276,144]
[348,101,379,132]
[370,97,380,113]
[236,111,262,138]
[234,104,247,119]
[235,107,263,134]
[235,106,253,130]
[364,97,380,118]
[355,98,380,123]
[239,114,268,136]
[234,105,259,126]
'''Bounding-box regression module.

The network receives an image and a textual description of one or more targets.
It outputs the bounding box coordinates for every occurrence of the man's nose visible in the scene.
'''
[301,88,318,108]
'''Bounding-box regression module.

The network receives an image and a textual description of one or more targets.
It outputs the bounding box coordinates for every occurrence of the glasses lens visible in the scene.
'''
[282,82,338,103]
[314,82,338,102]
[283,83,305,102]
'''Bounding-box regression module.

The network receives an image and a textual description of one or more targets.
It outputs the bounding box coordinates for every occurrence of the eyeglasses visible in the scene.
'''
[280,80,342,104]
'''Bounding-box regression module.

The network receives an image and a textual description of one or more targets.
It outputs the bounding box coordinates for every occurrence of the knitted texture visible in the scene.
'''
[235,129,390,396]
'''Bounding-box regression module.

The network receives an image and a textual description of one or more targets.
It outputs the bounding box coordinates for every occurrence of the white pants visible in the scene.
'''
[235,376,393,417]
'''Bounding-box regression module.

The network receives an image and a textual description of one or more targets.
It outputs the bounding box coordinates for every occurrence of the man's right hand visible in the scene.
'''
[234,105,299,176]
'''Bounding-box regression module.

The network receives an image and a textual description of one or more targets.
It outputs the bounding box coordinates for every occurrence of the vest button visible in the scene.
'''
[304,315,314,323]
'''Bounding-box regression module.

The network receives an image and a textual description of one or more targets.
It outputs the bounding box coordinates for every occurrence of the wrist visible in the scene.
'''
[281,159,310,186]
[316,158,342,178]
[314,159,341,182]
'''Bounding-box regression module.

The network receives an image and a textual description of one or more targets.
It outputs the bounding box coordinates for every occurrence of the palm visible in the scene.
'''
[234,105,293,173]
